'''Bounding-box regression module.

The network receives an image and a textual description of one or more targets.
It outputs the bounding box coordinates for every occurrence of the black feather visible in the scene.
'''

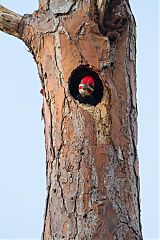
[76,94,97,106]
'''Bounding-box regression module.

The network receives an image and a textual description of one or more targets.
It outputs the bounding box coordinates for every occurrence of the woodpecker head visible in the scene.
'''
[78,76,95,97]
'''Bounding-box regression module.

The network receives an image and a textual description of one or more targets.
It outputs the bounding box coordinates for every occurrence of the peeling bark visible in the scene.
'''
[0,0,142,239]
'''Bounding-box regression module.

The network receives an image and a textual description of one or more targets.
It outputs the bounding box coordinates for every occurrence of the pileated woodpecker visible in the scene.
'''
[76,76,97,106]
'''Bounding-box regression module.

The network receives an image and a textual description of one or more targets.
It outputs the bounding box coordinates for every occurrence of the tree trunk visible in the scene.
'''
[0,0,142,239]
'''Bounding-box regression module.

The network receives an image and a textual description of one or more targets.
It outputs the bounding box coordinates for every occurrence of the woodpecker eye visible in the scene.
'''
[69,65,103,106]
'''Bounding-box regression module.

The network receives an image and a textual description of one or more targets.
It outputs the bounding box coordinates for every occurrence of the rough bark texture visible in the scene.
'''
[0,5,22,38]
[0,0,142,239]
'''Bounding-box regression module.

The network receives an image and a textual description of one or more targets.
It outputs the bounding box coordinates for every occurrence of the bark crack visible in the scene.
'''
[57,173,68,213]
[126,64,142,235]
[73,141,85,239]
[42,183,52,239]
[54,1,77,17]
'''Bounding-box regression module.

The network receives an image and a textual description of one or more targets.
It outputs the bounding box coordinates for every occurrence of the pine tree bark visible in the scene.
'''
[0,0,142,239]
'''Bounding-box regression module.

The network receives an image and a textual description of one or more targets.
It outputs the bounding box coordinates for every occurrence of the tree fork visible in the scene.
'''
[0,1,142,239]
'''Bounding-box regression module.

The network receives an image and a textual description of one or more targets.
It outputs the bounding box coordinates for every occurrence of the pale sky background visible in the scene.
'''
[0,0,159,240]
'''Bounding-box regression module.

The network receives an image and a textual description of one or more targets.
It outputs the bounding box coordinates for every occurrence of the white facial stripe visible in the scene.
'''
[79,84,94,97]
[79,89,91,96]
[88,85,94,91]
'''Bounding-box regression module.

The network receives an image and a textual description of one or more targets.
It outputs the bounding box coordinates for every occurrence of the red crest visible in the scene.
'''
[81,76,95,86]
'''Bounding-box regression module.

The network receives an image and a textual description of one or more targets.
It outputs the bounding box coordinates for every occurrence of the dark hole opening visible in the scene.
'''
[69,65,104,106]
[83,213,87,219]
